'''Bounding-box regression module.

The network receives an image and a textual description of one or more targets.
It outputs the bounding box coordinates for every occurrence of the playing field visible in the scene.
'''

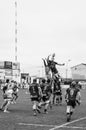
[0,86,86,130]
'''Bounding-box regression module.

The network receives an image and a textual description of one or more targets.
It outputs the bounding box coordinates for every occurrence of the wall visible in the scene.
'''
[71,64,86,80]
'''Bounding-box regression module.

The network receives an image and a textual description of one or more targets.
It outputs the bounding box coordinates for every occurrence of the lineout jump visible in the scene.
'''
[42,53,65,80]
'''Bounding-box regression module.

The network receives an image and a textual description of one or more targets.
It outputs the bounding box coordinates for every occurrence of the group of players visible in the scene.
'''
[29,53,81,121]
[0,76,81,122]
[29,76,62,116]
[29,77,81,122]
[0,53,81,122]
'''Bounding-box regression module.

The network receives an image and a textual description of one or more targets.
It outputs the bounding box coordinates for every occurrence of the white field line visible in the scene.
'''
[18,116,86,130]
[49,116,86,130]
[18,123,57,127]
[64,126,86,129]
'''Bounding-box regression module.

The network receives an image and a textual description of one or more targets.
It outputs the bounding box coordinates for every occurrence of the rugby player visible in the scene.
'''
[53,77,62,105]
[38,78,52,113]
[0,79,14,113]
[65,81,81,122]
[29,79,41,116]
[46,53,65,78]
[12,81,19,104]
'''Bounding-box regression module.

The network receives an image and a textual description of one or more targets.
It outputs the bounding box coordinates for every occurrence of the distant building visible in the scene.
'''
[0,61,20,82]
[71,63,86,80]
[21,73,30,84]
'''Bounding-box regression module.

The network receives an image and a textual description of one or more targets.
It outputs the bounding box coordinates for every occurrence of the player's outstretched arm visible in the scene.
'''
[57,63,65,66]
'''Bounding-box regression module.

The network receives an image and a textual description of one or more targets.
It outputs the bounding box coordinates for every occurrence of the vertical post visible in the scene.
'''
[15,1,18,81]
[15,1,17,63]
[66,60,71,80]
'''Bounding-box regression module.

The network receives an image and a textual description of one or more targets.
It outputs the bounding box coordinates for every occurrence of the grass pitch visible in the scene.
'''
[0,86,86,130]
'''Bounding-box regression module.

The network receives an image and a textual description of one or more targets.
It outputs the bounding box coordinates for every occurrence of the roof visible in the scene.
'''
[35,77,46,79]
[71,63,86,69]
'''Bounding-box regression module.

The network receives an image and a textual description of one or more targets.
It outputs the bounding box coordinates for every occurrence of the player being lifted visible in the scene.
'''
[42,53,64,107]
[65,81,81,122]
[42,53,65,79]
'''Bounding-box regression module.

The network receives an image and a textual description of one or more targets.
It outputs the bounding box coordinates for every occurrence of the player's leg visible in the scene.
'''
[13,93,18,104]
[70,101,76,116]
[59,94,62,105]
[49,93,53,109]
[44,100,50,114]
[37,98,45,113]
[36,100,41,113]
[66,105,71,122]
[0,99,8,111]
[4,99,11,113]
[52,93,55,104]
[56,94,59,104]
[32,100,37,116]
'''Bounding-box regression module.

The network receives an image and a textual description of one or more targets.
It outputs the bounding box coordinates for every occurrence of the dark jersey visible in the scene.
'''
[48,60,58,74]
[3,86,8,93]
[13,85,18,92]
[2,83,9,93]
[40,83,46,93]
[46,83,52,94]
[42,83,52,99]
[66,87,79,101]
[29,83,39,97]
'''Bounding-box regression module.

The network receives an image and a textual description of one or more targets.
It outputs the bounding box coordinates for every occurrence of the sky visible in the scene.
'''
[0,0,86,77]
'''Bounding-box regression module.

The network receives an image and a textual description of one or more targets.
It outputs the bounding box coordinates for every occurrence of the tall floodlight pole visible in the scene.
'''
[15,0,19,81]
[15,0,17,63]
[66,59,71,80]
